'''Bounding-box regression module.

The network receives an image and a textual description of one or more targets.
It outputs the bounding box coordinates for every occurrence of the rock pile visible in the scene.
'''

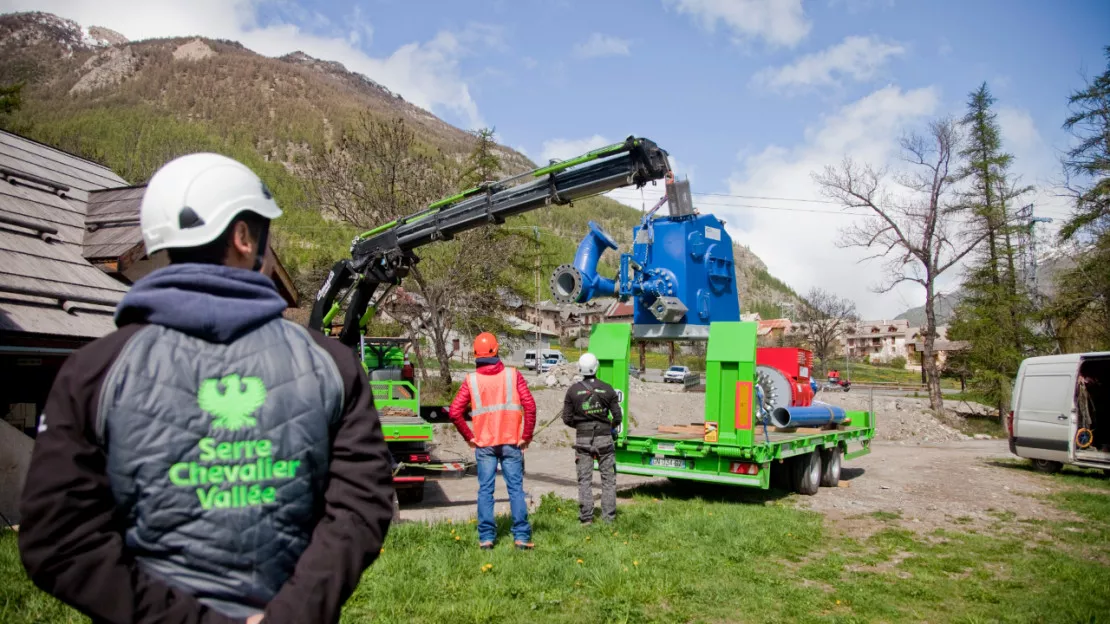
[541,363,581,388]
[819,394,971,444]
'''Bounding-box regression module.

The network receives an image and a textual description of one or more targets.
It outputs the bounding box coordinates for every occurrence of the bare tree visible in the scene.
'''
[814,119,986,411]
[306,115,527,392]
[797,287,858,374]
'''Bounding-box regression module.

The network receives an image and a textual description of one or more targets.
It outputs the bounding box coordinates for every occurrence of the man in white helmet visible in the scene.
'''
[18,153,395,624]
[560,352,623,524]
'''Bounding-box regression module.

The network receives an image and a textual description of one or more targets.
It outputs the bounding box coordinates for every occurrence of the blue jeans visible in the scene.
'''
[475,444,531,543]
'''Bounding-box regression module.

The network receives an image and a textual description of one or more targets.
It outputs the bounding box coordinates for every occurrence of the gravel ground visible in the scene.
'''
[412,377,1069,536]
[433,376,992,455]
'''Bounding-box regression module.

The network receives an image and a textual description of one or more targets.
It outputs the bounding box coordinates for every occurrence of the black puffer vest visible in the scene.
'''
[96,319,345,617]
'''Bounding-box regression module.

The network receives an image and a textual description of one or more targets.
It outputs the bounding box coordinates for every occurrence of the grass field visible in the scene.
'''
[4,470,1109,623]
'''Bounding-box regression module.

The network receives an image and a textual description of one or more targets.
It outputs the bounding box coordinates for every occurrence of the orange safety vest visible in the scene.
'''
[467,367,524,447]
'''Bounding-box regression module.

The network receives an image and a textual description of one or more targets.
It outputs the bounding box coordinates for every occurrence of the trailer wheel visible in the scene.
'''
[397,483,425,504]
[1031,459,1063,474]
[769,458,792,490]
[792,452,821,496]
[820,446,842,487]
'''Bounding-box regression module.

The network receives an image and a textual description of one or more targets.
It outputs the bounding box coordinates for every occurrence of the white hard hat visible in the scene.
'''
[140,153,283,254]
[578,352,599,376]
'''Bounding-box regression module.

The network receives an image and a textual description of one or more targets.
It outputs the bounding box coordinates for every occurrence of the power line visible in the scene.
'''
[607,190,1078,221]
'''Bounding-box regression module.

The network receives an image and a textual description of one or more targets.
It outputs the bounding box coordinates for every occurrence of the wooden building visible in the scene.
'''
[0,130,298,436]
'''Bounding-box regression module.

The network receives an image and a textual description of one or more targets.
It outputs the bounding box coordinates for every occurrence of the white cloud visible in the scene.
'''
[827,0,895,12]
[6,0,492,128]
[721,85,941,318]
[938,37,953,57]
[539,135,612,163]
[665,0,810,47]
[573,33,631,59]
[753,35,904,92]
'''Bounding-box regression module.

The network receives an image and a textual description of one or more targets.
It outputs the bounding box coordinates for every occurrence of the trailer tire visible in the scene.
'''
[397,483,425,504]
[820,446,842,487]
[1031,459,1063,474]
[792,452,821,496]
[770,458,792,490]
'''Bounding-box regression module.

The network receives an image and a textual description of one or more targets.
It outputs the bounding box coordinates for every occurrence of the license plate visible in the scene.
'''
[650,456,686,469]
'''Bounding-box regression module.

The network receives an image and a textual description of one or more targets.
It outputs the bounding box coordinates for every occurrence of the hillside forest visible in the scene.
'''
[0,12,801,390]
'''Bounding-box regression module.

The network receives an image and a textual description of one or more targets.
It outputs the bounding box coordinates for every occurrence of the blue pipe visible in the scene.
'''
[770,402,846,429]
[568,221,618,302]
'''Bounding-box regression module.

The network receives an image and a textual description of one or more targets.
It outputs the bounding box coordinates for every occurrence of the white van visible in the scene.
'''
[1009,352,1110,474]
[523,350,537,370]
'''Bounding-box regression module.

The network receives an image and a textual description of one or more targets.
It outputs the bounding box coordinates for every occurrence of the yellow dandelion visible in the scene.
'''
[633,560,639,566]
[586,536,591,541]
[576,558,583,564]
[454,536,461,541]
[836,600,841,605]
[612,531,618,536]
[623,541,628,545]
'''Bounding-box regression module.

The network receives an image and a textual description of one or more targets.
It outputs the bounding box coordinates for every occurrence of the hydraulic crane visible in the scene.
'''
[306,136,670,507]
[308,136,671,343]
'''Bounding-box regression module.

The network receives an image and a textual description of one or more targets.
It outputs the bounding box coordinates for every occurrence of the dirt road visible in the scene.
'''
[403,384,1066,535]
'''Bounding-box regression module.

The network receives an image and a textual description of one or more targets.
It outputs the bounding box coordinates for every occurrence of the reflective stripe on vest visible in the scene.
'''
[467,368,524,446]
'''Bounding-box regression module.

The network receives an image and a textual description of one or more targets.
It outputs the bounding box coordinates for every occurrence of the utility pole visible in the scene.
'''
[1015,204,1052,294]
[534,226,541,364]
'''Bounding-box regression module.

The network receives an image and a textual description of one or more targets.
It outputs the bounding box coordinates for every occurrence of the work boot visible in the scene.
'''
[479,541,494,550]
[514,540,534,550]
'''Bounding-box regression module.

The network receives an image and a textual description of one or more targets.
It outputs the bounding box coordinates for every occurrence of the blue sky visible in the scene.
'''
[8,0,1110,317]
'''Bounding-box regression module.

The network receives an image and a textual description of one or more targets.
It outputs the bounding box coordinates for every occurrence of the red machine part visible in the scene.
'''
[755,347,814,407]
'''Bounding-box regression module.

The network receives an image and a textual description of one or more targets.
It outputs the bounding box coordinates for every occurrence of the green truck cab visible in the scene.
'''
[359,337,470,504]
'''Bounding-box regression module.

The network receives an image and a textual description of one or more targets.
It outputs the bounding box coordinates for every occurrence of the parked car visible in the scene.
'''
[663,365,690,383]
[1009,351,1110,474]
[538,354,567,374]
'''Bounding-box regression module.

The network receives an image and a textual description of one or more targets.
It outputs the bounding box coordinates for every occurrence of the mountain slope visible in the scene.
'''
[0,11,801,314]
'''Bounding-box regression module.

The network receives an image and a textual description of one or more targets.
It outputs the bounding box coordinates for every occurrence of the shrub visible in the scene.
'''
[889,355,907,369]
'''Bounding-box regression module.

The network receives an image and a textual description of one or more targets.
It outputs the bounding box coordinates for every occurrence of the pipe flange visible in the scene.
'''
[550,264,584,304]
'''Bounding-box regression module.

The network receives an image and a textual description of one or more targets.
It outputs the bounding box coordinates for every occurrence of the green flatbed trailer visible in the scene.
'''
[588,321,875,493]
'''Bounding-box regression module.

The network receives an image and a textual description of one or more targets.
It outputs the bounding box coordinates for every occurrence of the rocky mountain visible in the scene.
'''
[0,10,802,314]
[895,292,962,327]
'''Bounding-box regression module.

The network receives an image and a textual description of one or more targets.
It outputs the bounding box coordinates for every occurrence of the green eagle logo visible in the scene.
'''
[197,374,267,431]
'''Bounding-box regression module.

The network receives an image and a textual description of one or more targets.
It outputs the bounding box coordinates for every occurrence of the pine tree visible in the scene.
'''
[947,83,1040,419]
[0,82,22,115]
[1046,47,1110,350]
[460,127,501,188]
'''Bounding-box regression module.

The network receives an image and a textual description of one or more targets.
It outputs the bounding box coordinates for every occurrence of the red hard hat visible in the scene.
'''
[474,332,498,357]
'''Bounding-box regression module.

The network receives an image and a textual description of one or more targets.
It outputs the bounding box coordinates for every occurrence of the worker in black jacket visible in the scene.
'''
[561,353,623,524]
[18,153,394,624]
